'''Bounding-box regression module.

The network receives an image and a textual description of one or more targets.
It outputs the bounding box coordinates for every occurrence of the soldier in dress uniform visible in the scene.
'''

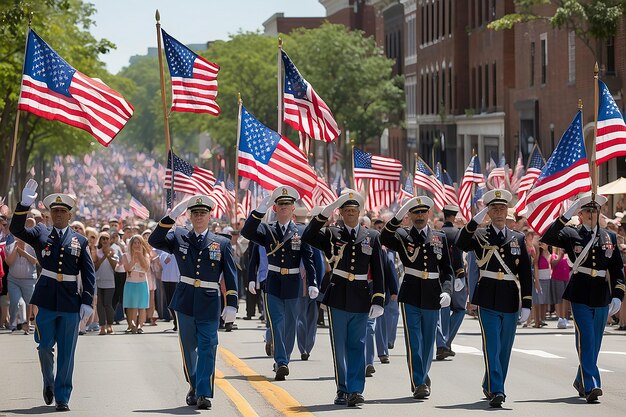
[455,189,532,408]
[149,195,238,410]
[9,180,96,412]
[436,205,467,360]
[380,196,453,400]
[241,185,317,381]
[302,189,385,407]
[541,192,624,403]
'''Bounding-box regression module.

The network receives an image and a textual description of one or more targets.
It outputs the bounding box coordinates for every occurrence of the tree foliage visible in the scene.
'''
[488,0,626,55]
[0,0,117,197]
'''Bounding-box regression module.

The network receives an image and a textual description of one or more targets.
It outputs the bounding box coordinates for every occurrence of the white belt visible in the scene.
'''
[180,276,220,289]
[480,270,517,282]
[574,267,606,278]
[267,265,300,275]
[404,267,439,280]
[333,269,368,281]
[41,268,77,282]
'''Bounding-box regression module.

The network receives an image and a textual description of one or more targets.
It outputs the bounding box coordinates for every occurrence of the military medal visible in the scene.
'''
[510,240,521,255]
[70,237,81,257]
[361,237,373,255]
[209,242,221,261]
[291,233,301,251]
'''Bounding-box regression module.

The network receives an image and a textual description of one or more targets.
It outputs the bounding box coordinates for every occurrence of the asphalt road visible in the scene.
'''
[1,307,625,417]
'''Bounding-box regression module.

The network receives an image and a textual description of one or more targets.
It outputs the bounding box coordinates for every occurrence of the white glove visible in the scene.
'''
[608,298,622,316]
[473,207,489,224]
[248,281,257,295]
[368,304,384,319]
[79,304,93,321]
[168,199,188,219]
[320,193,351,218]
[395,197,417,221]
[519,307,531,322]
[308,286,319,299]
[256,195,273,214]
[221,306,237,323]
[21,179,38,207]
[454,278,465,292]
[439,292,451,307]
[563,199,583,220]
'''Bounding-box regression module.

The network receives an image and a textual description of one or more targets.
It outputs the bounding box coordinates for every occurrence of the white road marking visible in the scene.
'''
[599,367,614,373]
[450,344,483,355]
[512,348,564,359]
[600,351,626,355]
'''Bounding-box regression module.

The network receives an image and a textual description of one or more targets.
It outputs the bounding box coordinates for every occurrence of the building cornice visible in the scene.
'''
[319,0,351,17]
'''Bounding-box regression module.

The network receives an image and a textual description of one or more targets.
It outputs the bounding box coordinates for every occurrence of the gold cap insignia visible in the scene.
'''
[282,188,288,195]
[55,196,63,203]
[416,198,422,204]
[349,192,354,198]
[196,197,203,204]
[495,191,502,198]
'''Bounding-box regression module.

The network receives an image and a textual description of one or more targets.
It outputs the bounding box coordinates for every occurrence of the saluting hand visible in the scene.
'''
[21,179,38,207]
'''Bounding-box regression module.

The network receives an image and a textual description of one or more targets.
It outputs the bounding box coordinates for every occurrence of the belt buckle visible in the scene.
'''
[497,272,504,280]
[421,271,429,279]
[57,273,63,282]
[591,269,597,277]
[194,279,201,288]
[280,268,289,275]
[347,273,355,282]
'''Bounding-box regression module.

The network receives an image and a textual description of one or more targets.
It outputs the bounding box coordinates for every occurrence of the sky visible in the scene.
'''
[88,0,326,74]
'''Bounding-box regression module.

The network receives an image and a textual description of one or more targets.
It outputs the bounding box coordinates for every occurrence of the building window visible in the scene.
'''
[477,0,483,27]
[540,33,548,84]
[406,76,417,118]
[606,36,616,75]
[568,31,575,83]
[478,65,483,111]
[530,42,535,87]
[491,62,498,111]
[442,66,446,113]
[421,6,425,45]
[448,66,453,111]
[471,67,476,109]
[441,0,445,37]
[407,13,416,63]
[435,70,439,114]
[448,0,452,35]
[431,1,435,42]
[484,63,489,110]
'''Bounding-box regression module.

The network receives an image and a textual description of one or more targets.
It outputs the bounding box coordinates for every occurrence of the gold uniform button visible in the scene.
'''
[500,248,504,253]
[592,256,595,260]
[60,247,64,251]
[211,263,215,266]
[59,254,63,258]
[352,252,356,256]
[282,249,285,252]
[199,251,202,255]
[196,265,200,269]
[350,266,355,271]
[592,262,596,267]
[182,256,186,260]
[196,272,200,276]
[197,259,201,262]
[58,261,63,265]
[351,259,355,263]
[424,256,428,260]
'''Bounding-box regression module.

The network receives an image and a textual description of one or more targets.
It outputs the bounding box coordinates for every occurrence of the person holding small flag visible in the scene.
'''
[380,196,454,400]
[149,195,238,410]
[241,186,317,381]
[455,189,532,408]
[541,192,624,403]
[9,180,96,412]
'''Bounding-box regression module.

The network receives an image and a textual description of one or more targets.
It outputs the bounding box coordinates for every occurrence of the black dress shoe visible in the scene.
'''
[573,380,585,398]
[265,341,273,357]
[388,342,394,349]
[379,355,390,364]
[243,316,253,320]
[301,352,310,361]
[365,364,375,377]
[275,364,289,381]
[446,347,456,357]
[413,384,430,399]
[347,392,365,407]
[334,391,347,405]
[186,388,197,406]
[435,347,447,361]
[197,396,212,409]
[225,322,233,332]
[55,403,70,412]
[489,393,505,408]
[425,375,431,387]
[43,386,54,405]
[586,387,602,403]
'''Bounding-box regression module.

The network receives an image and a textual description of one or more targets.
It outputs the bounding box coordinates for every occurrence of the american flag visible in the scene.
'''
[514,146,545,212]
[210,177,235,220]
[397,173,414,203]
[519,111,591,234]
[413,158,445,210]
[238,189,253,220]
[129,196,150,220]
[435,163,459,208]
[164,151,215,198]
[596,80,626,165]
[486,154,507,190]
[237,106,316,198]
[313,176,337,206]
[162,29,220,115]
[509,153,525,193]
[353,148,402,181]
[459,155,484,221]
[282,50,339,142]
[362,179,400,211]
[18,30,133,147]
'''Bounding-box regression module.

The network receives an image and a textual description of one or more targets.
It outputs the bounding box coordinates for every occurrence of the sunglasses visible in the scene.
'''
[100,237,110,240]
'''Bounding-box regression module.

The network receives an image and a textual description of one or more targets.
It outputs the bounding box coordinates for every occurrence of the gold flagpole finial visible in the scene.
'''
[578,99,583,110]
[278,36,283,48]
[237,92,242,105]
[594,62,599,76]
[155,9,160,22]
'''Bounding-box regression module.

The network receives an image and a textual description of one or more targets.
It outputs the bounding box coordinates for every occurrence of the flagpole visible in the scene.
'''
[592,63,599,196]
[234,93,242,228]
[277,37,283,135]
[8,16,32,197]
[413,153,418,197]
[156,10,174,208]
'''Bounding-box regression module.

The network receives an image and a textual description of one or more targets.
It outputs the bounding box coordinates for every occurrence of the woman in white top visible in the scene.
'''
[122,235,150,334]
[94,232,120,335]
[6,234,38,334]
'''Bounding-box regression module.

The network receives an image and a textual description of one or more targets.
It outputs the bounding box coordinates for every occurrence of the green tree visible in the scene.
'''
[488,0,626,56]
[0,0,116,197]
